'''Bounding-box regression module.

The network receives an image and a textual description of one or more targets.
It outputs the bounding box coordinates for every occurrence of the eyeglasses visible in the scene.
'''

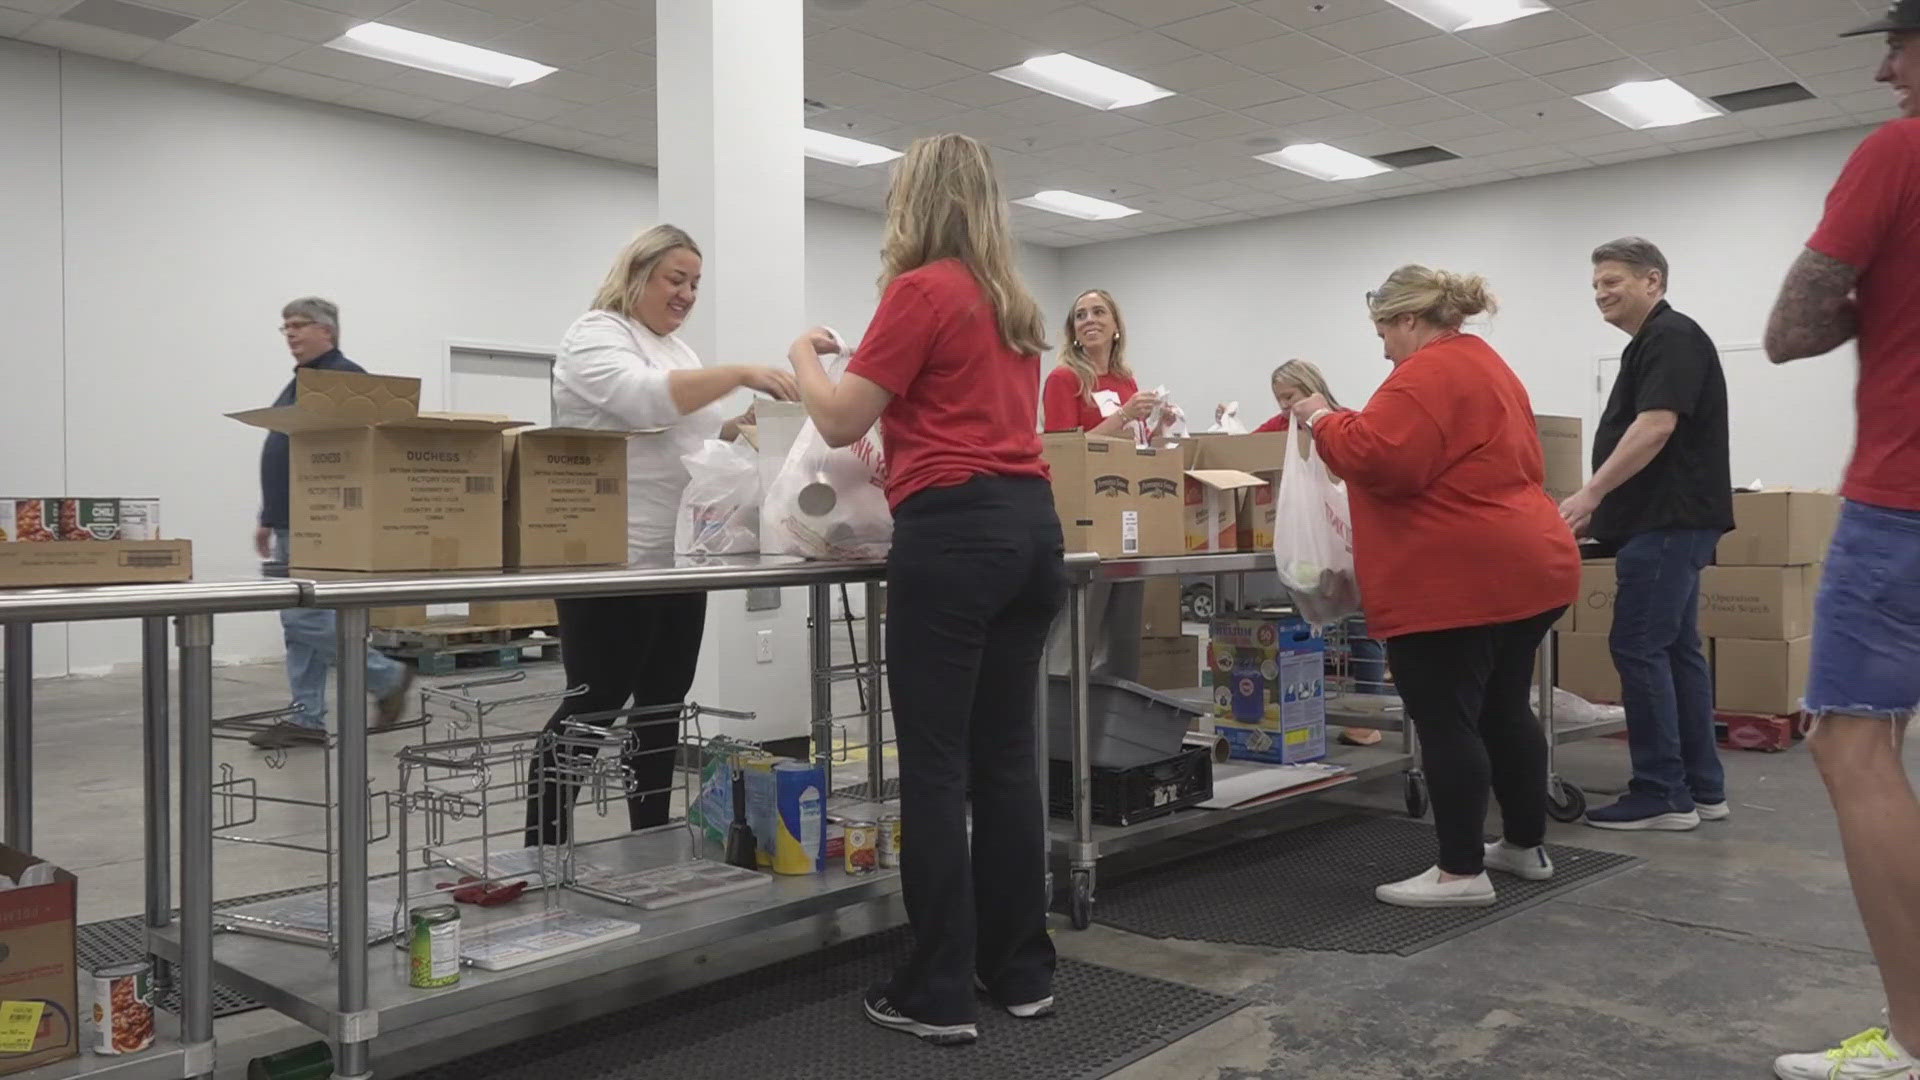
[280,320,315,334]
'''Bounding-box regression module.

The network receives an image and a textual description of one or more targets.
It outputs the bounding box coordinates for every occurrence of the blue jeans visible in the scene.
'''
[1807,500,1920,718]
[1344,617,1391,694]
[1609,529,1726,809]
[270,530,407,730]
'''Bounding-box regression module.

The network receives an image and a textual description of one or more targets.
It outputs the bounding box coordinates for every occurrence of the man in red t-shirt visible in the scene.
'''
[1763,7,1920,1078]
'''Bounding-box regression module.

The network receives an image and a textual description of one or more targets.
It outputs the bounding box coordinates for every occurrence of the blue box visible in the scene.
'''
[1207,614,1327,765]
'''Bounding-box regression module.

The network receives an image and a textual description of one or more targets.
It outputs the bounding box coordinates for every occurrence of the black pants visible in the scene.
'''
[524,592,707,846]
[1386,607,1563,876]
[884,475,1066,1025]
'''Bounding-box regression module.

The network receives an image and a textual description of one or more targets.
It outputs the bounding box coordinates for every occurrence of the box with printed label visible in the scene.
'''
[504,428,629,568]
[1183,470,1266,553]
[468,599,559,627]
[1713,636,1810,717]
[1206,614,1326,765]
[1717,490,1840,567]
[1043,435,1181,558]
[0,541,192,589]
[1536,415,1583,504]
[229,371,520,572]
[1699,565,1819,640]
[1555,631,1620,705]
[1138,635,1200,691]
[1574,559,1617,635]
[1132,445,1183,556]
[0,846,78,1076]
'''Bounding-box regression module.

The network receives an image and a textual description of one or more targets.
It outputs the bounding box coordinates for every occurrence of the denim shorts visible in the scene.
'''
[1805,500,1920,718]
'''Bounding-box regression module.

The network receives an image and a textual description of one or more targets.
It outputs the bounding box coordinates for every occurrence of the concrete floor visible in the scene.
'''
[11,653,1912,1079]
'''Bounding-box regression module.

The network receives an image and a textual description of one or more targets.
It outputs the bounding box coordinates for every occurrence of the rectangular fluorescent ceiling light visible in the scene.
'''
[803,129,902,167]
[1014,190,1140,221]
[1384,0,1550,31]
[1576,79,1724,130]
[326,23,556,88]
[992,53,1173,111]
[1255,143,1391,182]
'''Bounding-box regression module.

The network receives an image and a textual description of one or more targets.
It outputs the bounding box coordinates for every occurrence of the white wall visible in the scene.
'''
[0,41,1063,727]
[1058,126,1873,493]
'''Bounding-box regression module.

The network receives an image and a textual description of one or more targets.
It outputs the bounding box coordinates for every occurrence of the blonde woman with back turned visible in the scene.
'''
[524,224,798,847]
[787,134,1063,1045]
[1289,266,1578,909]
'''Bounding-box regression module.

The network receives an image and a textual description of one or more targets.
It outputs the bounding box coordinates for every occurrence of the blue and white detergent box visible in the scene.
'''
[1207,614,1327,765]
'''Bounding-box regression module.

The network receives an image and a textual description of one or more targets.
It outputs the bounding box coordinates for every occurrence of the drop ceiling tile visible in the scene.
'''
[170,19,308,62]
[1645,114,1743,142]
[1447,78,1562,111]
[1277,56,1389,93]
[1247,0,1395,32]
[1408,113,1509,140]
[1167,109,1267,138]
[463,85,575,121]
[1411,58,1524,94]
[509,120,598,149]
[569,47,653,88]
[1480,144,1577,168]
[1800,68,1880,96]
[1324,76,1426,111]
[1129,192,1231,219]
[1309,9,1439,53]
[1563,130,1658,156]
[426,103,525,134]
[1460,11,1592,54]
[280,45,403,81]
[1176,178,1257,200]
[923,107,1024,138]
[929,0,1076,25]
[1087,0,1231,29]
[221,0,356,44]
[990,91,1093,124]
[135,0,247,14]
[1782,40,1886,79]
[1641,36,1766,77]
[1737,96,1846,128]
[549,95,651,136]
[1207,190,1301,212]
[808,108,902,138]
[1717,0,1866,34]
[1121,94,1222,123]
[847,49,975,89]
[139,41,265,79]
[866,88,963,124]
[1074,29,1198,68]
[242,64,356,100]
[807,28,909,68]
[384,64,502,102]
[20,17,156,60]
[1543,59,1658,95]
[485,21,617,65]
[1603,14,1738,56]
[432,0,555,18]
[1675,58,1796,98]
[1510,159,1586,177]
[929,28,1046,70]
[1667,131,1761,153]
[1365,96,1469,125]
[1747,16,1873,56]
[383,0,532,44]
[1241,93,1344,127]
[1160,6,1288,51]
[1137,52,1256,91]
[1289,111,1386,139]
[1363,34,1486,76]
[1334,126,1424,154]
[1835,87,1898,115]
[534,70,634,105]
[1588,146,1673,165]
[534,0,652,45]
[1190,75,1297,109]
[928,71,1033,107]
[1442,128,1538,155]
[292,0,406,15]
[0,0,69,13]
[1559,0,1688,33]
[1012,3,1140,49]
[1506,35,1624,76]
[808,70,902,108]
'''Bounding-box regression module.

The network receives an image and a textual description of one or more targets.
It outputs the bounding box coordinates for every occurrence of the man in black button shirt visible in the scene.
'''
[1560,238,1734,832]
[252,297,413,750]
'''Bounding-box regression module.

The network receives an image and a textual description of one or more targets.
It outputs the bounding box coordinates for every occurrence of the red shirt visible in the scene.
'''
[847,259,1048,509]
[1312,334,1578,640]
[1252,412,1290,434]
[1807,118,1920,510]
[1043,366,1138,433]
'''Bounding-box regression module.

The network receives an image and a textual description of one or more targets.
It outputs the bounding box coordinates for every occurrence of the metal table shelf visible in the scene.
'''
[11,1016,187,1080]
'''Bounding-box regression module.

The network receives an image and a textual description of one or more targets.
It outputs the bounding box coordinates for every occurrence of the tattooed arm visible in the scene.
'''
[1764,248,1859,365]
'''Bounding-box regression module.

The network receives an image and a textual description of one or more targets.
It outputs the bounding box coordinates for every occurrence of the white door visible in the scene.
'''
[448,347,554,426]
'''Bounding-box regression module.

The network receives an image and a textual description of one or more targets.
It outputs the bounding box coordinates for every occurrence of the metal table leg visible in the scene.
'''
[335,607,373,1080]
[1540,631,1586,822]
[1066,580,1095,930]
[808,585,833,793]
[1037,613,1055,904]
[4,622,32,852]
[175,613,216,1079]
[142,617,174,988]
[862,583,884,800]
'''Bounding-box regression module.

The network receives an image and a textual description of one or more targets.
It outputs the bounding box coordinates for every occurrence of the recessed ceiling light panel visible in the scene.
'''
[991,53,1173,111]
[1255,143,1392,182]
[326,23,556,87]
[1014,190,1140,220]
[1576,79,1725,130]
[803,129,902,167]
[1384,0,1551,32]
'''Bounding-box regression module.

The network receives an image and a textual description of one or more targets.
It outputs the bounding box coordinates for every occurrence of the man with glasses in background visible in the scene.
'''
[250,296,413,750]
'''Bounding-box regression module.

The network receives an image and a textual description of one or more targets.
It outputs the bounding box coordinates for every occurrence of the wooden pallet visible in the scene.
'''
[372,617,561,675]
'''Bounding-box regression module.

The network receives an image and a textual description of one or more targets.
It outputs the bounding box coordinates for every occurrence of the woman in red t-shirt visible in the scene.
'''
[1042,289,1163,439]
[786,134,1062,1046]
[1289,265,1578,911]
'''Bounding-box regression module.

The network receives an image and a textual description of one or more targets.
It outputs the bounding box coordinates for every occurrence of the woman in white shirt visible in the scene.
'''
[525,224,797,845]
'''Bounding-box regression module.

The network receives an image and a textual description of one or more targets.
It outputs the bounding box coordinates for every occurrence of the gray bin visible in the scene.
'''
[1047,674,1208,770]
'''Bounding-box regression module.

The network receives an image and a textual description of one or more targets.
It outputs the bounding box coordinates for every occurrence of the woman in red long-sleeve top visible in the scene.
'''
[1289,264,1578,910]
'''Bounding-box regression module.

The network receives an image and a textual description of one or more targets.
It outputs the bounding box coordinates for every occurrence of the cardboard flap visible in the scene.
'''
[418,410,530,425]
[1185,469,1267,491]
[379,416,527,432]
[513,426,639,441]
[230,369,422,432]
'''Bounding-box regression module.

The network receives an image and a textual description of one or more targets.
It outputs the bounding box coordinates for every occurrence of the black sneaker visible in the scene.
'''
[862,986,977,1045]
[973,975,1055,1019]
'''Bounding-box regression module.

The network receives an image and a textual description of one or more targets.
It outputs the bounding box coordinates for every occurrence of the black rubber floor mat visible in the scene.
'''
[1089,813,1639,957]
[77,915,260,1019]
[399,927,1244,1080]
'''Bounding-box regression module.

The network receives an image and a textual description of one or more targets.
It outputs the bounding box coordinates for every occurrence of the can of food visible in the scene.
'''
[843,820,878,874]
[118,498,161,541]
[407,906,461,989]
[53,498,117,541]
[91,960,154,1055]
[879,814,903,870]
[1,499,57,542]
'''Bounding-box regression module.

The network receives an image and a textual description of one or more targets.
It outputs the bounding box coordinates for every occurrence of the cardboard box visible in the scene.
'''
[1183,470,1266,553]
[1574,559,1617,635]
[1714,636,1810,716]
[230,372,519,572]
[1142,577,1184,636]
[469,599,559,627]
[0,847,78,1075]
[370,605,429,629]
[503,428,629,567]
[1042,435,1182,558]
[1179,431,1292,475]
[1138,635,1201,691]
[1716,711,1797,752]
[1718,490,1840,567]
[1206,614,1327,765]
[0,540,191,588]
[1556,631,1621,704]
[1243,478,1279,552]
[1536,414,1583,504]
[1699,565,1819,640]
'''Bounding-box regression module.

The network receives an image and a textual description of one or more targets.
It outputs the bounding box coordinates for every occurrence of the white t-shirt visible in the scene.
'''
[551,310,725,557]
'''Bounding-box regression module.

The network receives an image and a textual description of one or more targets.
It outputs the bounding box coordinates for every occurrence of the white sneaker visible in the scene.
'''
[974,976,1054,1019]
[1483,840,1554,881]
[1774,1027,1918,1079]
[1696,800,1731,821]
[1374,866,1496,908]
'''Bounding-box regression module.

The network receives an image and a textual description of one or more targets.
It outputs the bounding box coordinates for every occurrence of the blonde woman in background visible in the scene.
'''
[525,225,798,847]
[1043,288,1163,440]
[1224,358,1337,435]
[787,134,1064,1045]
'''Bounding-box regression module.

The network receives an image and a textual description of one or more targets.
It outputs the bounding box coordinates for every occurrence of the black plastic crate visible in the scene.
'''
[1049,743,1214,827]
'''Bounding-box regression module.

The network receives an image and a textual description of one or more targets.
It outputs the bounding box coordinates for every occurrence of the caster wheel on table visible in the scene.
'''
[1404,772,1429,819]
[1547,777,1587,823]
[1069,873,1094,930]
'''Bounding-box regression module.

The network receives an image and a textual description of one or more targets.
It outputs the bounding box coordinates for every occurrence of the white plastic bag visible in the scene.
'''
[1208,402,1249,435]
[676,439,762,555]
[762,352,892,561]
[1142,384,1189,443]
[1272,421,1360,625]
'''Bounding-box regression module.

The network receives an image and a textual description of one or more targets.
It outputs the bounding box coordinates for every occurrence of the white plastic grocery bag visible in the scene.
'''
[1208,402,1249,435]
[1271,421,1360,625]
[676,439,762,555]
[761,352,892,561]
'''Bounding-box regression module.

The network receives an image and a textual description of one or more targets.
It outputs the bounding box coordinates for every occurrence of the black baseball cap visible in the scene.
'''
[1843,0,1920,36]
